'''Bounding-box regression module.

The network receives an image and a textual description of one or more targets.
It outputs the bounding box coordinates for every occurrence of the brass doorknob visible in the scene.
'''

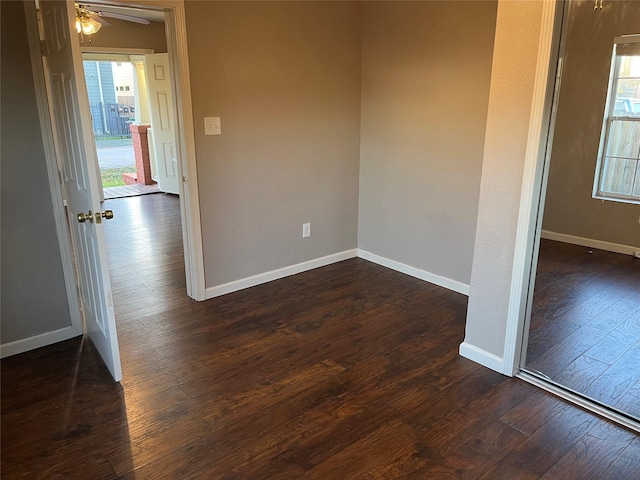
[77,210,113,223]
[77,210,93,223]
[100,210,114,220]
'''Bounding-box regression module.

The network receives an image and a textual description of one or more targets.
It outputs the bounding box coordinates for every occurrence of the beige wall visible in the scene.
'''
[464,0,546,361]
[1,1,72,344]
[358,1,497,285]
[542,1,640,248]
[185,1,363,287]
[84,17,167,53]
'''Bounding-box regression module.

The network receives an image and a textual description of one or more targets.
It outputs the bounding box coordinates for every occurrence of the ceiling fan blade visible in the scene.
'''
[99,11,150,25]
[92,14,111,27]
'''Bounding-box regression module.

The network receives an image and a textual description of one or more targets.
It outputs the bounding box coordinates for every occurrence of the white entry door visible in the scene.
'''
[145,53,180,195]
[40,0,122,381]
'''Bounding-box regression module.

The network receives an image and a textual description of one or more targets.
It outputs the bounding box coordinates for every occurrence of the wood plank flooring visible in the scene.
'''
[2,196,638,479]
[103,184,160,200]
[526,239,640,420]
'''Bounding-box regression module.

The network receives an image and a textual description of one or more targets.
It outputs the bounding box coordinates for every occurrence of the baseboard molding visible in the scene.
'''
[205,249,358,299]
[459,342,506,374]
[541,230,639,256]
[356,249,470,296]
[205,247,470,300]
[0,326,79,359]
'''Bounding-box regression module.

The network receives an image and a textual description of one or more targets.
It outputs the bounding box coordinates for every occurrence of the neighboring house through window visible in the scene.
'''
[594,34,640,204]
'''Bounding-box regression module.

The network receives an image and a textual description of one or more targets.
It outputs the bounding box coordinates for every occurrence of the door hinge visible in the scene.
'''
[40,40,48,57]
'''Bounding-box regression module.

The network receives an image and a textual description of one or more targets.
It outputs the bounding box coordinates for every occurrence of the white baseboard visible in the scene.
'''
[356,249,470,296]
[205,247,471,300]
[0,326,79,359]
[205,249,358,299]
[541,230,639,256]
[459,342,506,374]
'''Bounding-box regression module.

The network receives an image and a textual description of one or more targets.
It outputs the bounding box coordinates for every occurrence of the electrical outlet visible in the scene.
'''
[204,117,221,135]
[302,223,311,238]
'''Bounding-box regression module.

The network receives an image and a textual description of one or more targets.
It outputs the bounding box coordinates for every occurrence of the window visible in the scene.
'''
[594,35,640,203]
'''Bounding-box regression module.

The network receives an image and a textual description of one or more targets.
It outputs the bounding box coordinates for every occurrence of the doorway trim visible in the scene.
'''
[160,0,206,301]
[459,1,564,377]
[28,0,206,305]
[501,0,564,376]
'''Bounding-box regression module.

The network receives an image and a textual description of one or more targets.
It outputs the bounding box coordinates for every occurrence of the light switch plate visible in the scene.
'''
[204,117,221,135]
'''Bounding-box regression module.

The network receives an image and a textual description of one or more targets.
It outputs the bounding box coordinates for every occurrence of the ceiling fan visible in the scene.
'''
[75,3,151,37]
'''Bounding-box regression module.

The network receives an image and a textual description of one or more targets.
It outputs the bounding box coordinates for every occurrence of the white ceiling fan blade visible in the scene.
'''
[99,11,150,25]
[92,15,111,27]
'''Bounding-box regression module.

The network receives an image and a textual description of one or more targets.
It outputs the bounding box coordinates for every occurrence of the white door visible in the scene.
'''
[40,0,122,381]
[145,53,180,195]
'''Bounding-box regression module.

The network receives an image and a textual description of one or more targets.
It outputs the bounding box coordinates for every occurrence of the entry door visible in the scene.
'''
[145,53,180,195]
[40,0,122,381]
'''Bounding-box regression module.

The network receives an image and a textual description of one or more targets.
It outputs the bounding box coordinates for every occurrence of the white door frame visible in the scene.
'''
[502,0,563,376]
[156,0,206,301]
[26,0,206,307]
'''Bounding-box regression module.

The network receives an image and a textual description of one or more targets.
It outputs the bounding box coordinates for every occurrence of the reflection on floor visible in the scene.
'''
[103,183,160,200]
[526,239,640,419]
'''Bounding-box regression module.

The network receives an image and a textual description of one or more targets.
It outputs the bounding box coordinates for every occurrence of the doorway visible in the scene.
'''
[82,56,162,199]
[85,59,135,189]
[25,0,205,380]
[520,0,640,426]
[75,7,190,313]
[53,0,205,302]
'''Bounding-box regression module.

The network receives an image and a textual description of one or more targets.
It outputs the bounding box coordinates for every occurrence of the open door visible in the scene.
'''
[40,0,122,381]
[145,53,180,195]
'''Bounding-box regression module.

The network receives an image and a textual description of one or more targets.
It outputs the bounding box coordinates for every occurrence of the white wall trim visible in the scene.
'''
[205,248,471,300]
[541,230,639,256]
[24,1,84,338]
[0,327,79,359]
[459,342,505,373]
[357,249,470,296]
[205,250,358,299]
[501,0,562,377]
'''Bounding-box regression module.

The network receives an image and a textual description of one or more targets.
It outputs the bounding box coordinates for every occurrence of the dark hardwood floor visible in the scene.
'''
[526,239,640,420]
[2,196,639,479]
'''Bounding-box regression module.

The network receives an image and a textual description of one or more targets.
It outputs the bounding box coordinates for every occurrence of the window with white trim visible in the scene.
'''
[594,35,640,204]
